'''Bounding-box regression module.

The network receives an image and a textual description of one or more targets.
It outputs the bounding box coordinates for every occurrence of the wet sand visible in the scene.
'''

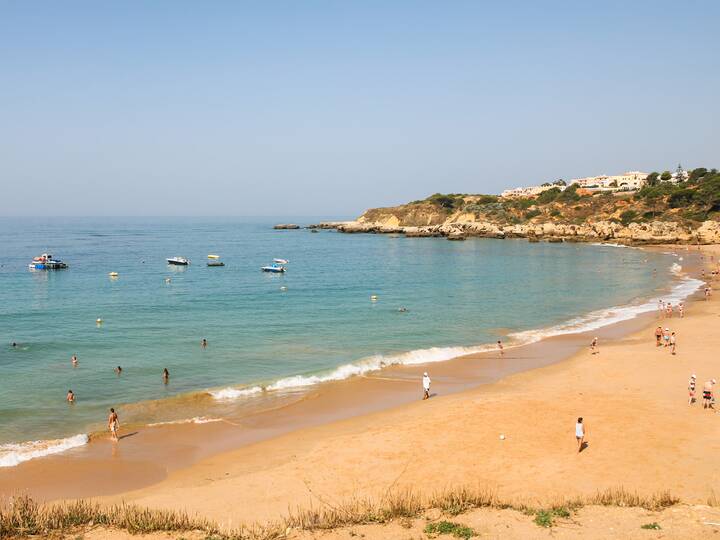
[1,246,714,521]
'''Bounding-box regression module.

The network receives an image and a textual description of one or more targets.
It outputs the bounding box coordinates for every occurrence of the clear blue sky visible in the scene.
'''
[1,1,718,217]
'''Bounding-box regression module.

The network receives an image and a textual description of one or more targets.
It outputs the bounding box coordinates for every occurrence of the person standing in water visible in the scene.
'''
[71,355,78,367]
[575,417,586,452]
[497,340,504,357]
[115,366,122,375]
[108,408,119,441]
[201,338,208,349]
[422,372,431,400]
[162,368,170,383]
[66,389,75,403]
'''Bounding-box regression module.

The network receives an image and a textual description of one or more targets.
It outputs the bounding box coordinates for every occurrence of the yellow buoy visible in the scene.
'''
[207,254,220,259]
[370,295,378,301]
[109,272,118,277]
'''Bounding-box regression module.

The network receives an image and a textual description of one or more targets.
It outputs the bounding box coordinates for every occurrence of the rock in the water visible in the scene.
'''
[274,224,300,230]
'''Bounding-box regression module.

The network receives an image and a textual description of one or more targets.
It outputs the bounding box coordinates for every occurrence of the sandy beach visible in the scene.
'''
[2,245,719,537]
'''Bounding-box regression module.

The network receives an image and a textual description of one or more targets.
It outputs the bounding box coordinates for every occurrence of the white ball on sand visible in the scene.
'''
[499,434,506,440]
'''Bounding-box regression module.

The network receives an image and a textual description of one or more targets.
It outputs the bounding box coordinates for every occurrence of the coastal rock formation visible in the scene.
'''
[274,224,301,230]
[327,212,719,245]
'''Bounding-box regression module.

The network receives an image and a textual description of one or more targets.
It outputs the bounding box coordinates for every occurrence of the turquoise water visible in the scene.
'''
[0,217,684,453]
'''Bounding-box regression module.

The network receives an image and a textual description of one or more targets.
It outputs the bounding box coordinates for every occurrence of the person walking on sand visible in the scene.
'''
[655,326,663,347]
[575,417,586,452]
[422,372,431,400]
[679,302,684,318]
[663,328,671,347]
[666,303,673,318]
[497,340,504,357]
[670,332,677,355]
[590,337,598,354]
[689,374,697,405]
[66,389,75,403]
[108,408,119,441]
[703,379,716,409]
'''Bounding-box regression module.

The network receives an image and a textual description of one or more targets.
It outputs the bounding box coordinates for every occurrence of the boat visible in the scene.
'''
[167,257,190,265]
[28,253,68,270]
[261,264,286,273]
[273,258,289,264]
[207,261,225,267]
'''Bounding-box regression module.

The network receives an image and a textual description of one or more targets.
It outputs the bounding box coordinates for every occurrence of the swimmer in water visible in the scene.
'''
[115,366,122,375]
[66,389,75,403]
[398,307,408,312]
[201,338,208,348]
[11,342,17,348]
[163,368,169,383]
[71,355,78,367]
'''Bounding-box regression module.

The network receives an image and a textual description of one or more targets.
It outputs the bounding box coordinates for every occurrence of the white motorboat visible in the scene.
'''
[261,263,286,273]
[167,257,190,266]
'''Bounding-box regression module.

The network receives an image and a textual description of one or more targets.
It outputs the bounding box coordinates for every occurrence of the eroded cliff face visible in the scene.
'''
[332,206,720,244]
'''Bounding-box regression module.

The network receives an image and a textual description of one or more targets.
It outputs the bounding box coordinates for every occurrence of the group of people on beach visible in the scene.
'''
[63,338,209,442]
[654,325,677,354]
[689,374,716,409]
[657,299,684,319]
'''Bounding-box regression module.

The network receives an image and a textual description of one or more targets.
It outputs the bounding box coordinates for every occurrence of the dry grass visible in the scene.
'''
[0,486,683,539]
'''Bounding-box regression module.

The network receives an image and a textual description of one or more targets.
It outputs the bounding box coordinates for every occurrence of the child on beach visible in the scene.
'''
[702,379,716,409]
[689,375,696,405]
[575,417,586,452]
[590,337,598,354]
[422,372,431,400]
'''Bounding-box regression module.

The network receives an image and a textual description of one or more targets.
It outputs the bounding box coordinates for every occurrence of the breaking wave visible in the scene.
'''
[0,434,88,468]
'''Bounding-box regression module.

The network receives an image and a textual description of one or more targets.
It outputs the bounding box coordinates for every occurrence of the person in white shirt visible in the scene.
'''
[422,372,431,400]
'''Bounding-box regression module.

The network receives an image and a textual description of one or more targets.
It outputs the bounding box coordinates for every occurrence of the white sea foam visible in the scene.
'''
[670,263,683,275]
[0,434,88,468]
[209,385,264,401]
[589,242,634,249]
[147,416,223,427]
[508,276,702,344]
[211,276,702,402]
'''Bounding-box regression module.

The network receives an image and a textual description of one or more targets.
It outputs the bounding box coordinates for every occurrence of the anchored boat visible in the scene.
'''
[261,263,286,273]
[167,257,190,265]
[28,253,68,270]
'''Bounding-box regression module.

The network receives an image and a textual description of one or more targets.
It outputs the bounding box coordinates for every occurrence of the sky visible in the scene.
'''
[1,1,719,217]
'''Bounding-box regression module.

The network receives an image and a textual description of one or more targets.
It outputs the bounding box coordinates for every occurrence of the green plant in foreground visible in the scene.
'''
[533,510,555,528]
[641,522,662,530]
[424,520,476,538]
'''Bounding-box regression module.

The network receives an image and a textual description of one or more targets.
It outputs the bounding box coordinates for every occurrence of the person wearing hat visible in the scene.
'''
[422,372,431,400]
[688,374,697,405]
[702,379,716,409]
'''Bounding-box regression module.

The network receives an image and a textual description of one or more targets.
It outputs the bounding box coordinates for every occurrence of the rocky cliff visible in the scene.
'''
[324,184,720,244]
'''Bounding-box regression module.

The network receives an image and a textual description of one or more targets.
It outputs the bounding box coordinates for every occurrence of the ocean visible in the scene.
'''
[0,217,699,466]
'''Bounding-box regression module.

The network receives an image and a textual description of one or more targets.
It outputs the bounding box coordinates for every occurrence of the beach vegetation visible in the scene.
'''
[620,210,639,225]
[0,487,684,539]
[524,209,541,220]
[424,520,476,538]
[641,522,662,530]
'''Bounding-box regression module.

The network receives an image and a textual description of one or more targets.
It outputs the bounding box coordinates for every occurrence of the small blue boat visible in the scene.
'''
[261,263,286,273]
